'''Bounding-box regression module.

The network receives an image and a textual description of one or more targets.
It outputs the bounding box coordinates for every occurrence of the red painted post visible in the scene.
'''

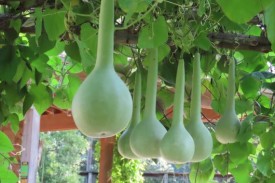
[98,136,116,183]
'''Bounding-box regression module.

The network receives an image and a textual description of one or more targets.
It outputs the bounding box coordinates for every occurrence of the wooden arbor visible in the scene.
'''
[1,90,219,183]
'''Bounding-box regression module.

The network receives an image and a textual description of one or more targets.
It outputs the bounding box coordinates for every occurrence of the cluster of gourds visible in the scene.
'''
[72,0,241,163]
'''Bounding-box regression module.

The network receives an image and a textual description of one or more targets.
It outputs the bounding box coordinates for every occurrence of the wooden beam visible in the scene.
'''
[20,107,40,183]
[40,113,77,132]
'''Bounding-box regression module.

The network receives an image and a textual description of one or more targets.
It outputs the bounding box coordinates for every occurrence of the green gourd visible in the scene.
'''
[160,59,195,164]
[130,48,167,158]
[215,59,240,144]
[186,53,213,162]
[72,0,133,138]
[118,71,141,159]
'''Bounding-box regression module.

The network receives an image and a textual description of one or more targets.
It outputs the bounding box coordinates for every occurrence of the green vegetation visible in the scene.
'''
[38,131,89,183]
[0,0,275,182]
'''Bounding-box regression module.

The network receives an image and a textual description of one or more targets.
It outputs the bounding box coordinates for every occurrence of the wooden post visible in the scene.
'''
[98,136,115,183]
[20,107,40,183]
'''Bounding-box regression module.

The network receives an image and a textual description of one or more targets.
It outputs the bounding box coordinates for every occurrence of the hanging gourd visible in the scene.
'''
[72,0,133,138]
[130,48,167,158]
[186,53,213,162]
[118,70,142,159]
[215,58,240,144]
[160,59,195,164]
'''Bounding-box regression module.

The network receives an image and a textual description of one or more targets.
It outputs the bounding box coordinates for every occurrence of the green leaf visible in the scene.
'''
[31,32,56,54]
[31,54,50,74]
[260,130,274,150]
[238,51,266,73]
[252,121,269,135]
[65,42,81,62]
[265,2,275,51]
[0,46,20,83]
[67,75,82,102]
[2,83,24,106]
[197,0,206,17]
[29,84,53,114]
[9,19,22,33]
[0,132,14,153]
[138,16,168,48]
[213,154,229,176]
[8,113,20,134]
[257,95,271,109]
[189,158,214,183]
[23,94,34,115]
[257,151,273,176]
[43,8,66,41]
[12,61,26,83]
[228,142,255,164]
[0,166,18,183]
[235,98,253,114]
[80,23,97,57]
[216,0,273,24]
[34,8,42,43]
[230,161,252,183]
[200,54,217,74]
[194,32,211,51]
[118,0,152,13]
[53,88,71,109]
[76,38,96,68]
[240,75,261,99]
[237,115,253,143]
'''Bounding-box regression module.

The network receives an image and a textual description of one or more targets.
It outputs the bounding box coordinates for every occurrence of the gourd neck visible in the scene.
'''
[95,0,114,69]
[190,53,201,123]
[130,71,142,127]
[172,59,185,126]
[225,59,236,112]
[144,49,158,119]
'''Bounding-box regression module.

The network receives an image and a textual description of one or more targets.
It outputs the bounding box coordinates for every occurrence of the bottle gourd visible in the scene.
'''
[72,0,133,138]
[118,71,141,159]
[215,59,240,144]
[160,59,195,164]
[130,49,167,158]
[186,53,213,162]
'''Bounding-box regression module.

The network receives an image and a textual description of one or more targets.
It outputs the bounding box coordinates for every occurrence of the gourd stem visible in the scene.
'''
[172,59,185,125]
[144,49,158,119]
[95,0,114,69]
[190,53,201,123]
[130,71,142,127]
[225,59,236,112]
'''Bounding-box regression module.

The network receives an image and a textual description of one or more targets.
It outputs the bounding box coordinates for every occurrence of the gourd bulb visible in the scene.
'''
[215,59,240,144]
[186,53,213,162]
[160,59,195,164]
[130,48,167,158]
[118,71,142,159]
[72,0,133,138]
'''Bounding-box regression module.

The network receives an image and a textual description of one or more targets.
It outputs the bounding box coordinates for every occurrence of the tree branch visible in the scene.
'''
[208,32,271,53]
[0,15,272,53]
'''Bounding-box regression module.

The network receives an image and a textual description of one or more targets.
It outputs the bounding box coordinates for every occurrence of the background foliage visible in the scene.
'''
[38,131,89,183]
[0,0,275,182]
